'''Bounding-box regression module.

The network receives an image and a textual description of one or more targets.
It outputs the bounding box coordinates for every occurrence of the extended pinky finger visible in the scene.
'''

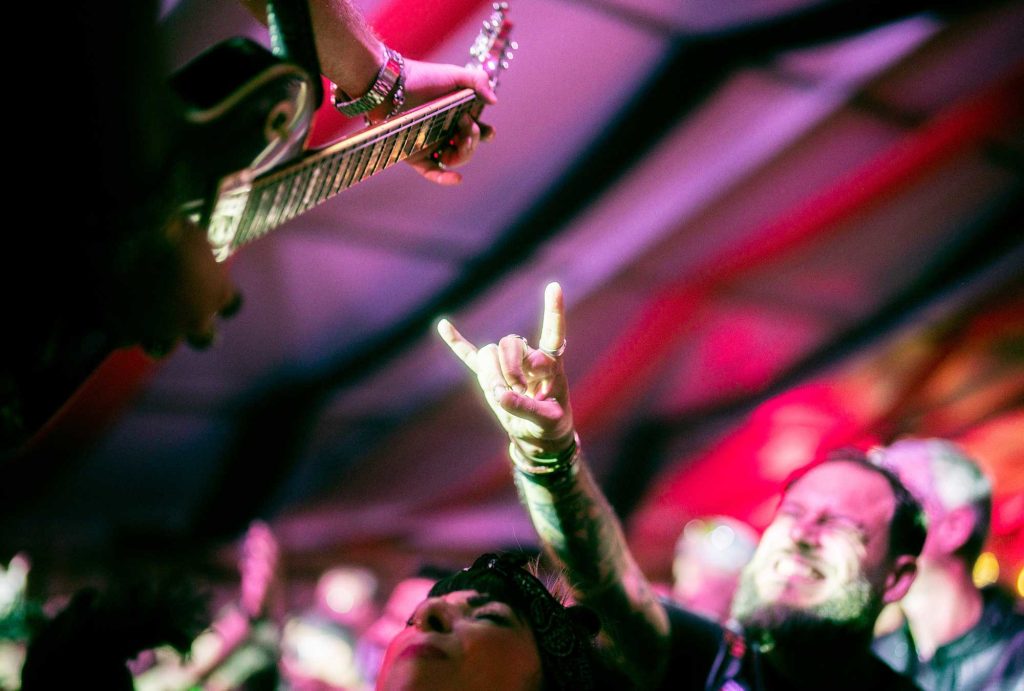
[437,319,478,371]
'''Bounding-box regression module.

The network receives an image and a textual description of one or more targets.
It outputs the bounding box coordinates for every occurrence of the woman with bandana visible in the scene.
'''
[376,552,630,691]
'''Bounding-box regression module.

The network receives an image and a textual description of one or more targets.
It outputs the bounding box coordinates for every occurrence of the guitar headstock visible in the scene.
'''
[469,2,517,89]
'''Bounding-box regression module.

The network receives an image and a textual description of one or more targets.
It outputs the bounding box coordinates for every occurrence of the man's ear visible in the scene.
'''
[882,555,918,604]
[933,505,976,555]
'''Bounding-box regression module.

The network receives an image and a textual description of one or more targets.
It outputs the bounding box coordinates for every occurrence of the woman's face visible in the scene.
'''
[375,589,543,691]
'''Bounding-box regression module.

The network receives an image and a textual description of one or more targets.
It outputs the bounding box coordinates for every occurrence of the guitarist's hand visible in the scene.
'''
[246,0,498,185]
[369,59,497,186]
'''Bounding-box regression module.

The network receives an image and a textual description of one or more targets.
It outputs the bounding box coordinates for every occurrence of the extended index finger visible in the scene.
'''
[538,282,566,353]
[437,318,479,372]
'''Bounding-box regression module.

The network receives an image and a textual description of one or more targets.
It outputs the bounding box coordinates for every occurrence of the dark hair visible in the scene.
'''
[20,578,207,691]
[429,553,616,691]
[784,449,927,561]
[959,493,992,566]
[414,563,457,581]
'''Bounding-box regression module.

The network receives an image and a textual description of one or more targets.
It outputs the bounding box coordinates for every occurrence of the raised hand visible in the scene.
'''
[437,282,574,459]
[0,553,30,617]
[238,520,281,620]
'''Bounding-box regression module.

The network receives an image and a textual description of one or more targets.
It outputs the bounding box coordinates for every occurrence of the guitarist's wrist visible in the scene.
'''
[331,42,405,118]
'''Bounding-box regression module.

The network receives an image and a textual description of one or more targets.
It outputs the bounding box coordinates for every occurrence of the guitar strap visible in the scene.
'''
[265,0,324,103]
[704,623,758,691]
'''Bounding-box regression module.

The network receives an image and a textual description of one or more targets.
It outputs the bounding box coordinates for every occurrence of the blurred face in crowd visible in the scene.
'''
[673,555,743,622]
[884,452,949,563]
[672,518,756,622]
[376,589,542,691]
[280,617,359,691]
[365,577,438,651]
[872,439,987,567]
[732,461,907,635]
[361,577,437,683]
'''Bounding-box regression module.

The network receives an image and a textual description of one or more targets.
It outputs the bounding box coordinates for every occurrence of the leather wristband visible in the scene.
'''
[331,45,403,116]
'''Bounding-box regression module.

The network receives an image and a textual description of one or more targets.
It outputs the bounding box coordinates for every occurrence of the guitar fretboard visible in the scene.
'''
[231,89,478,249]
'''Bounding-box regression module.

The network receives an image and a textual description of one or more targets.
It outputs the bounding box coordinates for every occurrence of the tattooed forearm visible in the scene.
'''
[513,455,669,687]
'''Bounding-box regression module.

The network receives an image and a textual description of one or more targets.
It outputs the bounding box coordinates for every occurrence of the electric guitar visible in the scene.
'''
[0,5,514,456]
[177,3,515,261]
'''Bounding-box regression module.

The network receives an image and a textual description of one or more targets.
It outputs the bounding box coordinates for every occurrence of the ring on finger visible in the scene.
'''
[509,334,531,356]
[539,338,566,359]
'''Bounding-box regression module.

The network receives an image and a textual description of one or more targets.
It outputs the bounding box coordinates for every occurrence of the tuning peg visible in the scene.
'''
[510,41,519,50]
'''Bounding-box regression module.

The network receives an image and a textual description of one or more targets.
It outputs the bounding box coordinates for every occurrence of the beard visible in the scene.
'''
[729,565,880,652]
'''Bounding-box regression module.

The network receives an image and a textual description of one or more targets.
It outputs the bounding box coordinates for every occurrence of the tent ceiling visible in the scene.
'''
[3,0,1022,593]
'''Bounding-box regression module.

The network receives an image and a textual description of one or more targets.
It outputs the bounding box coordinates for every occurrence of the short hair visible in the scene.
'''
[784,449,927,561]
[869,438,992,564]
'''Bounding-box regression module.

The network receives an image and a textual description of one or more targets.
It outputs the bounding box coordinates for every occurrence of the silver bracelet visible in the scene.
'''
[386,67,406,119]
[332,45,404,117]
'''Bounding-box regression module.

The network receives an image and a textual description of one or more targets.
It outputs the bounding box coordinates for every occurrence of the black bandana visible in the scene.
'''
[429,553,600,691]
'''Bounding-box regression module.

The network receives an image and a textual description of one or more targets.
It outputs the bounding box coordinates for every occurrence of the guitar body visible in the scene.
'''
[169,38,318,232]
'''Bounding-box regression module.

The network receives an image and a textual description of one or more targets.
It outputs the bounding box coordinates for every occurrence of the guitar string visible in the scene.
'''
[233,97,474,246]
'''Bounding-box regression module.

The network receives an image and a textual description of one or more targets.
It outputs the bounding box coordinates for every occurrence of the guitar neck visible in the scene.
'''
[229,88,479,250]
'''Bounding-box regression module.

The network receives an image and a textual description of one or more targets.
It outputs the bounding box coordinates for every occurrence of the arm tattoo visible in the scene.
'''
[513,455,670,687]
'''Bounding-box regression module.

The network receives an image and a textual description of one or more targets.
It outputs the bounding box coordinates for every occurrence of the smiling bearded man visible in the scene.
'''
[728,457,928,685]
